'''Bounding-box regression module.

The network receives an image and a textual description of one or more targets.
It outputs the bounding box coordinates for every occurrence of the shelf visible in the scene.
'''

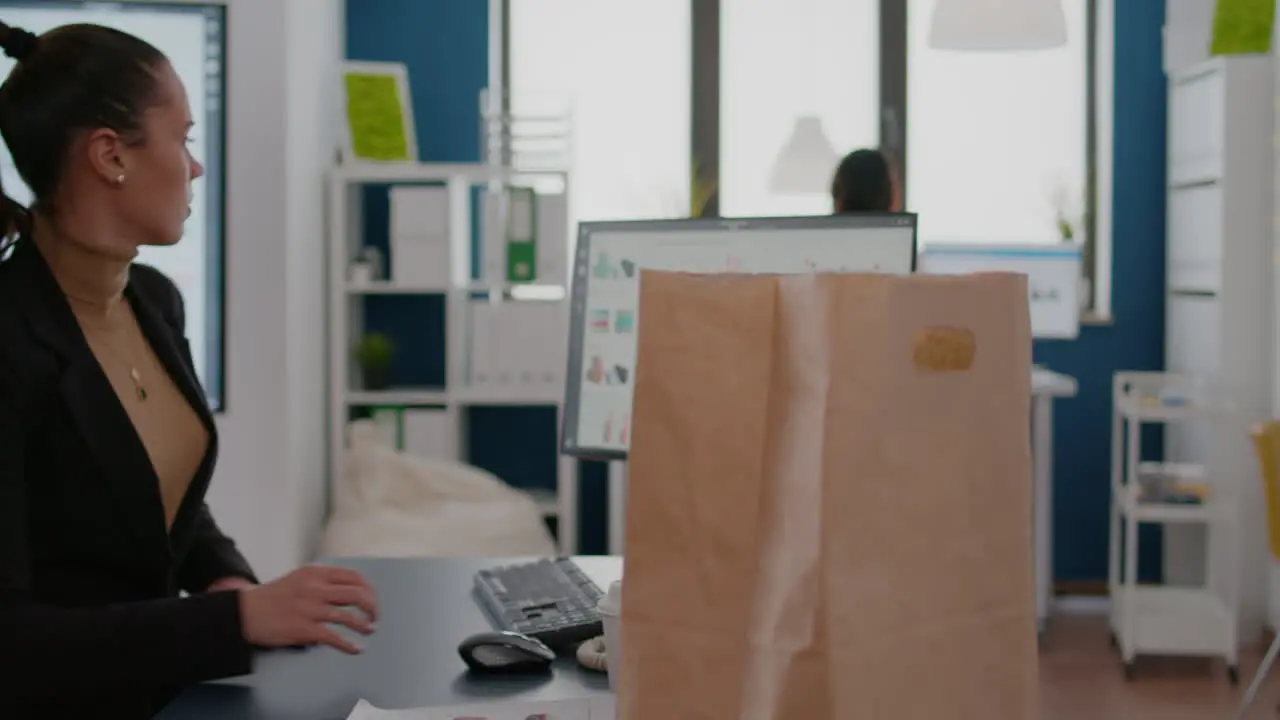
[346,281,451,295]
[345,387,563,407]
[329,159,580,555]
[1137,461,1206,479]
[1110,585,1234,657]
[345,280,567,298]
[346,389,449,406]
[1116,483,1217,523]
[1116,395,1225,421]
[454,385,563,406]
[332,161,569,184]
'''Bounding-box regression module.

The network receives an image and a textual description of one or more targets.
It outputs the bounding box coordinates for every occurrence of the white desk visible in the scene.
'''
[608,368,1079,634]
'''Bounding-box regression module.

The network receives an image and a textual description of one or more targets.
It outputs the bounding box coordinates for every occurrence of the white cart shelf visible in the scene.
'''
[1108,372,1240,682]
[326,161,579,554]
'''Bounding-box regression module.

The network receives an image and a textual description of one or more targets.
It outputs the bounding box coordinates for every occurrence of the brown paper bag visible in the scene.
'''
[619,271,1036,720]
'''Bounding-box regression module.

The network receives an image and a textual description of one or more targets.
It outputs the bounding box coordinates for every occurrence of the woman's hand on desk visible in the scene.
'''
[237,565,379,655]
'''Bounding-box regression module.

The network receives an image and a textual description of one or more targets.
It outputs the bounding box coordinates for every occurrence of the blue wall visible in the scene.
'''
[346,0,612,554]
[346,0,1173,572]
[1034,0,1168,582]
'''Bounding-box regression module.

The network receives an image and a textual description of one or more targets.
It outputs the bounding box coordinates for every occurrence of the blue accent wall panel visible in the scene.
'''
[346,0,486,162]
[1034,0,1168,582]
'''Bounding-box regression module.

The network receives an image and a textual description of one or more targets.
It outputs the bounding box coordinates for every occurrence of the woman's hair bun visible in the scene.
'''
[0,24,37,61]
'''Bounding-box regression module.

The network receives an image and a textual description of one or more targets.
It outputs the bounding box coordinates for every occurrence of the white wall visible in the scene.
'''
[284,0,343,571]
[208,0,342,581]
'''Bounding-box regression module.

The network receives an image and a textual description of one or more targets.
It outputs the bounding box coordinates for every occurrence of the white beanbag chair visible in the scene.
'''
[320,420,557,557]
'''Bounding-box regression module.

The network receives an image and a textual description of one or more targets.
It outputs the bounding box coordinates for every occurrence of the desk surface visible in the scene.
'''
[160,556,621,720]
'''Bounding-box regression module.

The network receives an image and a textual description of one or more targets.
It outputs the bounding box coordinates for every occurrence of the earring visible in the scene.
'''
[114,174,125,185]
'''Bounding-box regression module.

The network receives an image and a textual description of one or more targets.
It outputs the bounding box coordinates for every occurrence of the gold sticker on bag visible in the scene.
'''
[913,326,976,372]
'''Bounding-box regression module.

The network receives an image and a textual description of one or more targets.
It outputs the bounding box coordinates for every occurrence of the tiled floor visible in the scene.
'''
[1041,614,1275,719]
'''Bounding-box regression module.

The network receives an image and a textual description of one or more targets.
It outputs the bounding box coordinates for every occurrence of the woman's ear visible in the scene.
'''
[84,128,127,186]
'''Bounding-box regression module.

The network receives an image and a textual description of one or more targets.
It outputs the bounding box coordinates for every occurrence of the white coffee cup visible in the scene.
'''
[597,580,622,691]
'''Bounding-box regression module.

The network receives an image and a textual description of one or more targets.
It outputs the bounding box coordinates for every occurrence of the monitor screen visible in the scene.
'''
[560,213,918,460]
[0,1,227,410]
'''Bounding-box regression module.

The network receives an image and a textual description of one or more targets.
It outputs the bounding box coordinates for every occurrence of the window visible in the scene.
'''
[508,0,691,226]
[905,0,1090,248]
[0,1,229,407]
[509,0,1110,313]
[719,0,881,217]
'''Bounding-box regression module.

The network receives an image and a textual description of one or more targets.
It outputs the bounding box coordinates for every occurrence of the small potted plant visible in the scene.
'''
[354,332,395,390]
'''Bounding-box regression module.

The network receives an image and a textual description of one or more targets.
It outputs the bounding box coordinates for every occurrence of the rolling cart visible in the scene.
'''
[1108,372,1241,683]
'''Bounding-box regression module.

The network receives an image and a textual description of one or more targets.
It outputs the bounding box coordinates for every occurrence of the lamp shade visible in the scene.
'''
[769,116,839,195]
[929,0,1067,51]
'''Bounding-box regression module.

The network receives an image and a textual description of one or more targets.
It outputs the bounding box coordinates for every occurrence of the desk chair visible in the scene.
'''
[1233,421,1280,719]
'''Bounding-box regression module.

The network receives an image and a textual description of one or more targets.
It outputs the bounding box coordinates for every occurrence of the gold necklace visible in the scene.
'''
[73,307,150,403]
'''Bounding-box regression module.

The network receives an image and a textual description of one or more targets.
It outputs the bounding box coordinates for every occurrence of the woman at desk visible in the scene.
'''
[830,148,902,213]
[0,21,377,718]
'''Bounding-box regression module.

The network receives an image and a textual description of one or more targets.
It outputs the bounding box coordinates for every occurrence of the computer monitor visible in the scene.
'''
[560,213,918,460]
[0,1,228,410]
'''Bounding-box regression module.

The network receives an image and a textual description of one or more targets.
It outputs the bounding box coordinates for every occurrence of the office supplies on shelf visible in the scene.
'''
[329,164,579,554]
[1109,372,1241,682]
[473,558,604,651]
[402,408,455,461]
[535,192,569,285]
[505,186,538,282]
[560,213,918,460]
[482,189,570,286]
[389,186,450,285]
[340,61,418,164]
[369,407,402,449]
[469,300,567,390]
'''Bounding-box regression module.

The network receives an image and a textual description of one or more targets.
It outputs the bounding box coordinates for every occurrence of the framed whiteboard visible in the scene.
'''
[918,244,1083,340]
[339,61,419,164]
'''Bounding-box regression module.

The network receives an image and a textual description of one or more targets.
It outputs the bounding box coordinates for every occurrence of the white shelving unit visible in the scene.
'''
[1162,56,1273,638]
[1109,372,1240,682]
[326,161,579,554]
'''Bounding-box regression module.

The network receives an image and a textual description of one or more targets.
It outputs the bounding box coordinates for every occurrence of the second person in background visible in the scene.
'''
[830,148,901,213]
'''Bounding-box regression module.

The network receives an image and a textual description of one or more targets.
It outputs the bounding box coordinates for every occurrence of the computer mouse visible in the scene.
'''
[457,631,556,673]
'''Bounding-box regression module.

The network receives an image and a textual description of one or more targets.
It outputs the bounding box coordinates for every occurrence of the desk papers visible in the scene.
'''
[346,696,615,720]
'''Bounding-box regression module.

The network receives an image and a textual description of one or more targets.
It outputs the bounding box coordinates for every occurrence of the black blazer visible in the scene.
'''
[0,237,257,717]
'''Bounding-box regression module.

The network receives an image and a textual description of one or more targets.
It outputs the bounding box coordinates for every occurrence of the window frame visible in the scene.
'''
[501,0,1114,318]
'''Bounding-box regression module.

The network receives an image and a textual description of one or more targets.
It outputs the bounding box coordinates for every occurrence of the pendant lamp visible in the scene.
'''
[929,0,1068,51]
[769,116,839,195]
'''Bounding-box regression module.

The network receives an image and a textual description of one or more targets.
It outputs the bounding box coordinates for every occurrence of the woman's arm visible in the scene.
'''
[178,504,259,592]
[0,347,254,698]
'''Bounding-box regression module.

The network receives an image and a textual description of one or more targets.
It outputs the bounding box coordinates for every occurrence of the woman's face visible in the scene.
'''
[117,61,204,247]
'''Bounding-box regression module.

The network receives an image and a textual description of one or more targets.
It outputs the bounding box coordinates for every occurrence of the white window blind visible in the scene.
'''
[509,0,691,228]
[719,0,881,218]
